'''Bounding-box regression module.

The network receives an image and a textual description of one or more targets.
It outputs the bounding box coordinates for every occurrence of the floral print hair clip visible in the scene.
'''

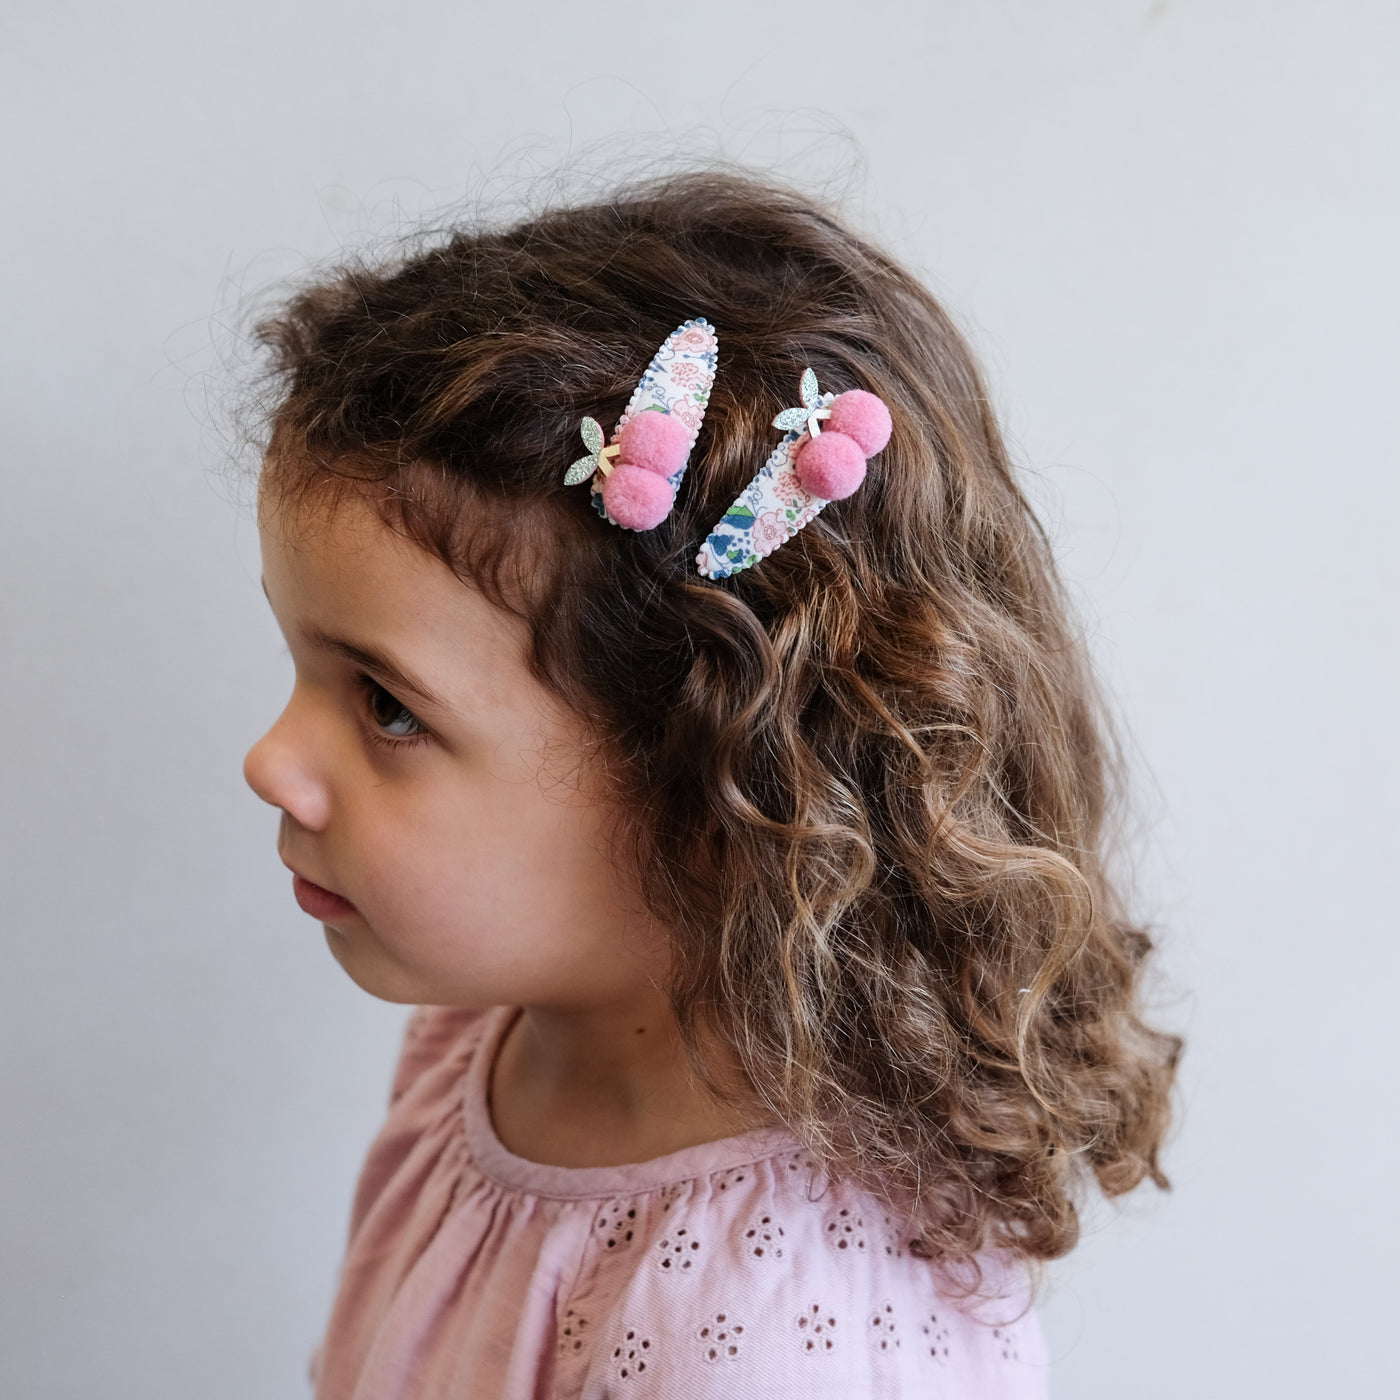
[563,319,718,532]
[695,370,891,579]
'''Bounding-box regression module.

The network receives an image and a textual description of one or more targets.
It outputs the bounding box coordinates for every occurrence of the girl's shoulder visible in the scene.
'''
[567,1155,1047,1399]
[387,1002,492,1105]
[326,1005,1046,1399]
[338,1003,491,1245]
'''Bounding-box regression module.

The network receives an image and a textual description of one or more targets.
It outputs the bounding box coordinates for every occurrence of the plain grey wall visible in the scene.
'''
[3,1,1396,1395]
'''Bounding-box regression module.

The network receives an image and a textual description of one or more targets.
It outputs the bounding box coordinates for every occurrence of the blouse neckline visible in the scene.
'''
[460,1004,801,1201]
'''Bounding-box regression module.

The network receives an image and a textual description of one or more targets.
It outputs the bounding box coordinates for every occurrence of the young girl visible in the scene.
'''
[243,171,1179,1399]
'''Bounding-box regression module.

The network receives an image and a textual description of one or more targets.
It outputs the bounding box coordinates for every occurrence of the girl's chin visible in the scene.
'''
[321,928,424,1005]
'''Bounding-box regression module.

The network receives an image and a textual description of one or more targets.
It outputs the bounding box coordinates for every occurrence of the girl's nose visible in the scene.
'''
[243,705,332,832]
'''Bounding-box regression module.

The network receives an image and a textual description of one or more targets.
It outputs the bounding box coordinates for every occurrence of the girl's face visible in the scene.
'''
[244,487,668,1009]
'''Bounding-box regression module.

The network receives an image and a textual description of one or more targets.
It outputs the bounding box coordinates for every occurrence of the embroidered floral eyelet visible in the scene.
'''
[557,1308,591,1359]
[698,1312,745,1362]
[657,1226,702,1271]
[881,1215,907,1258]
[869,1302,900,1353]
[611,1326,653,1380]
[823,1207,867,1252]
[993,1326,1021,1362]
[922,1312,951,1360]
[741,1213,785,1260]
[796,1302,837,1354]
[594,1199,639,1252]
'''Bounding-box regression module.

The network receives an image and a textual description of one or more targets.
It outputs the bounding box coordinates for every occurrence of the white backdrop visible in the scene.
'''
[3,2,1396,1396]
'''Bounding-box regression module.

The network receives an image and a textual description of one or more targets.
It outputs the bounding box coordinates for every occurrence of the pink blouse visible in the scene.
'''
[310,1004,1049,1398]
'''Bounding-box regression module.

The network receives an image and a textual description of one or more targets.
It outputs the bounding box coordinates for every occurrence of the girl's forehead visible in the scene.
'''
[261,490,430,601]
[259,488,534,697]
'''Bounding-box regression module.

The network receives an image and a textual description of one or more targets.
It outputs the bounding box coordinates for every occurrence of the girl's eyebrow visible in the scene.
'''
[258,577,453,713]
[302,623,453,714]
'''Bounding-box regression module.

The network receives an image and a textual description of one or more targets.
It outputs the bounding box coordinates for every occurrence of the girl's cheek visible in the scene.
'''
[349,828,464,932]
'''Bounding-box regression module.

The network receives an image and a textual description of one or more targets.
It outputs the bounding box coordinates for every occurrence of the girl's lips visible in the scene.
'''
[292,874,359,923]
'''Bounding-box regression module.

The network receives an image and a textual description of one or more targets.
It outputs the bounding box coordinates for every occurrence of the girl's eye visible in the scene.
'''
[363,679,424,740]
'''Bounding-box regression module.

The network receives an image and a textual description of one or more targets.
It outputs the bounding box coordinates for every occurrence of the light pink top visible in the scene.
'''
[311,1004,1049,1398]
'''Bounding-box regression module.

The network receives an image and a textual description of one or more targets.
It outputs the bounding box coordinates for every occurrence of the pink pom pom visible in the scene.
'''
[617,411,691,478]
[827,390,892,457]
[795,430,866,501]
[601,463,675,530]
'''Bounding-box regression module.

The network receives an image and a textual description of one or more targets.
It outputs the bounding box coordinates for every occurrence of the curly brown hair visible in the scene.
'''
[253,169,1180,1264]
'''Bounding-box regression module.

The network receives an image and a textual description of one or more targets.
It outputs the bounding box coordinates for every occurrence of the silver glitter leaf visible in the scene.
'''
[799,367,820,410]
[563,455,596,486]
[580,416,605,454]
[772,407,811,432]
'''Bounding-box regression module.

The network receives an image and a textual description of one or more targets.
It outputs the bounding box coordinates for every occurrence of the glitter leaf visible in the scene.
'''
[563,455,596,486]
[799,367,820,410]
[580,416,605,455]
[772,407,811,432]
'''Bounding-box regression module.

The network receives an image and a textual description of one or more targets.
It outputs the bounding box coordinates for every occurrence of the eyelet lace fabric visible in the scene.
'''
[310,1005,1048,1399]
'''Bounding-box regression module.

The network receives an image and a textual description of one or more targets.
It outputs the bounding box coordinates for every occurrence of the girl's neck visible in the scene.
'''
[487,998,770,1169]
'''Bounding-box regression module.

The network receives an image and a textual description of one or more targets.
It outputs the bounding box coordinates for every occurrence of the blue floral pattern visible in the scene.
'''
[694,393,834,579]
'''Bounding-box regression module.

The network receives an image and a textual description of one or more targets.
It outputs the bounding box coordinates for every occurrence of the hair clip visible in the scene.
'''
[563,319,718,531]
[695,370,891,579]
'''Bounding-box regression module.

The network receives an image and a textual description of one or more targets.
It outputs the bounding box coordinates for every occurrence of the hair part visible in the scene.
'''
[254,169,1181,1264]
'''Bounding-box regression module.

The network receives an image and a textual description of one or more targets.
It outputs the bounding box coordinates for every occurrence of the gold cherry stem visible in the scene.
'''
[807,407,832,437]
[596,443,621,477]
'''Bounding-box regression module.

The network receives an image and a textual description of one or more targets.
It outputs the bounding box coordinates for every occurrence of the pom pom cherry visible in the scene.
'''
[602,462,675,530]
[795,430,866,501]
[826,390,892,457]
[616,411,690,478]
